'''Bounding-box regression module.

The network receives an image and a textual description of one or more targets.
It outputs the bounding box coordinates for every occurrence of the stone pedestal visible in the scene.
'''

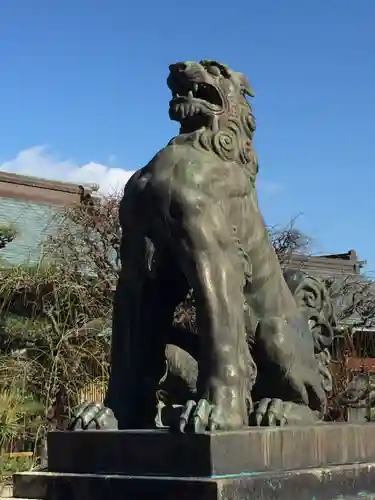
[13,424,375,499]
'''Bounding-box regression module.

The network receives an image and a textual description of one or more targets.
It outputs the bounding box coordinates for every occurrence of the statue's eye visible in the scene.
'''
[207,65,221,77]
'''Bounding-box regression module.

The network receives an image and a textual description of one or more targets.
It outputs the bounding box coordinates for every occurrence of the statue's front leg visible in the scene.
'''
[175,214,254,432]
[69,233,150,431]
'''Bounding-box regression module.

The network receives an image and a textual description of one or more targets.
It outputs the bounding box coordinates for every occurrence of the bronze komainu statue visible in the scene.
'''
[69,60,335,432]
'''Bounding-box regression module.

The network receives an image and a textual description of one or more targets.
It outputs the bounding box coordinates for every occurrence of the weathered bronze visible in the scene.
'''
[69,61,335,432]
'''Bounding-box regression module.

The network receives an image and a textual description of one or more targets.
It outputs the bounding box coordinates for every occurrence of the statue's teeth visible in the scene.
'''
[188,90,194,99]
[193,83,198,93]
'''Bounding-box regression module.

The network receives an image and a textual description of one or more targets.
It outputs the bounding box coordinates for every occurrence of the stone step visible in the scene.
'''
[47,424,375,477]
[13,463,375,500]
[346,497,375,499]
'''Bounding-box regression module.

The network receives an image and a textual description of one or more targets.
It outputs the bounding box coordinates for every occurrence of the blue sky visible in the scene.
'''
[0,1,374,271]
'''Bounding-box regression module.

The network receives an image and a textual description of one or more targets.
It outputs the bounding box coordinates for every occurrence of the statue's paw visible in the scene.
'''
[68,401,118,430]
[177,397,246,433]
[256,317,327,412]
[252,398,291,427]
[251,398,321,426]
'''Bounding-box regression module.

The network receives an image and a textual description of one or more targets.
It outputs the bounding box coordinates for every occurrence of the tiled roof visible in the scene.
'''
[0,171,97,206]
[284,249,363,278]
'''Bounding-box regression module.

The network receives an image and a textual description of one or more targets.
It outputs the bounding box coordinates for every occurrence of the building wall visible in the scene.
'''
[0,172,95,266]
[0,197,60,265]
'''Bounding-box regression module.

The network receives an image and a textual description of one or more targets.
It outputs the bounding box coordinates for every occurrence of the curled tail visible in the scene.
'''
[283,269,336,396]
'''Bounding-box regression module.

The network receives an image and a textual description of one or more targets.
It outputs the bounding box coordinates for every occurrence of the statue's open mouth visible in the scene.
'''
[168,73,223,127]
[170,81,222,107]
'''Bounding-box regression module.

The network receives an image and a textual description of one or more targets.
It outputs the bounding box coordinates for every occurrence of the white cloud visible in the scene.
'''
[0,146,135,196]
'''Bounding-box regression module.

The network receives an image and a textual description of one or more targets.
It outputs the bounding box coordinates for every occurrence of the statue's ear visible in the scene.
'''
[234,71,255,97]
[244,87,255,98]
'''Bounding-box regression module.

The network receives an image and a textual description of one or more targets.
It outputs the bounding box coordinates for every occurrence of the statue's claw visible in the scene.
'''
[68,401,118,430]
[178,399,209,433]
[252,398,291,426]
[177,392,246,433]
[250,398,321,426]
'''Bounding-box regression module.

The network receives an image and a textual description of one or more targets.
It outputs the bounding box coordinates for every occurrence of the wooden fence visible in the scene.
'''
[77,379,107,404]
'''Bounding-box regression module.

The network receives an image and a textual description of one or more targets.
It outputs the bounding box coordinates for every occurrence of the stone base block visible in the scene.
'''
[13,424,375,499]
[48,423,375,476]
[13,464,375,500]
